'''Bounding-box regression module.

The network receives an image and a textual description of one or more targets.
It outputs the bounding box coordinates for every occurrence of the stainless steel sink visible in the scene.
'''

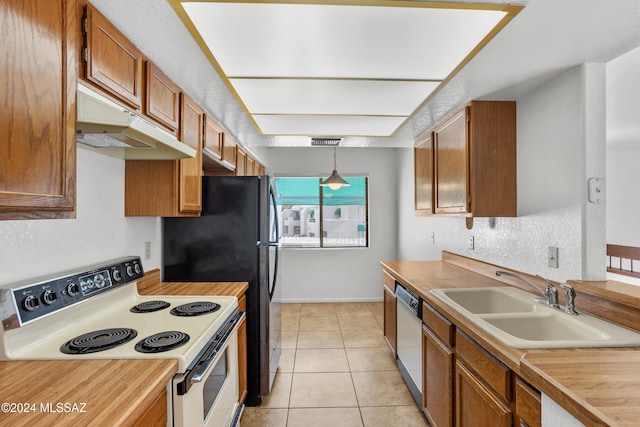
[430,287,640,349]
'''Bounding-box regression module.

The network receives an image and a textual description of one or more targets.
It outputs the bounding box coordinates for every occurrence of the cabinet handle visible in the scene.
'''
[520,421,530,427]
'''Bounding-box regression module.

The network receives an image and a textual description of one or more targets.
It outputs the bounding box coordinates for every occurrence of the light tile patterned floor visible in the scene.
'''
[240,302,429,427]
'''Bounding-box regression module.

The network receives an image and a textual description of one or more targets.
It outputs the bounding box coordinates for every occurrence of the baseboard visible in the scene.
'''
[280,298,383,303]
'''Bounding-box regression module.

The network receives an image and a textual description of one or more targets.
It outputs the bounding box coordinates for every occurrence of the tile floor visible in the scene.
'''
[240,302,429,427]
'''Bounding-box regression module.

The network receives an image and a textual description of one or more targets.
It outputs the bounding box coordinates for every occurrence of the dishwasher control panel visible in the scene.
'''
[395,282,422,317]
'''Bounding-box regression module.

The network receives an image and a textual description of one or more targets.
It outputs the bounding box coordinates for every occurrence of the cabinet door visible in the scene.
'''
[383,284,397,356]
[145,61,180,133]
[246,156,256,176]
[238,312,248,403]
[222,136,237,170]
[235,147,247,176]
[0,0,76,219]
[83,4,143,109]
[515,378,541,427]
[204,115,224,161]
[178,94,203,214]
[415,132,434,215]
[423,326,453,427]
[434,108,469,214]
[455,360,511,427]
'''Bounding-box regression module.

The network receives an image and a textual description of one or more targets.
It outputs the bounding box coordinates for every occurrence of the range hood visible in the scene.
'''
[76,84,196,160]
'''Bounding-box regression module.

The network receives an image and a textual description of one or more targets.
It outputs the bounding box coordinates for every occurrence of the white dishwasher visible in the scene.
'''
[395,282,423,406]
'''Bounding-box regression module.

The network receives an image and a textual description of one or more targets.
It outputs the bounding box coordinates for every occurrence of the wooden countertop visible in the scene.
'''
[381,253,640,427]
[0,270,248,426]
[521,348,640,427]
[136,269,249,298]
[0,359,177,426]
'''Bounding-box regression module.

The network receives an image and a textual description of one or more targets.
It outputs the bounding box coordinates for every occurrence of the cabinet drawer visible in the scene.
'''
[455,330,510,402]
[382,270,396,290]
[423,302,454,347]
[515,378,541,427]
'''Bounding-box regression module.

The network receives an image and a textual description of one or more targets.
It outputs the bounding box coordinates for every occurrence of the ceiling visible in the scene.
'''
[170,1,520,138]
[88,0,640,148]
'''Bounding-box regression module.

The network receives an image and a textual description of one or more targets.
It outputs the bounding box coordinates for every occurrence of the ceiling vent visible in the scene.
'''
[310,137,342,147]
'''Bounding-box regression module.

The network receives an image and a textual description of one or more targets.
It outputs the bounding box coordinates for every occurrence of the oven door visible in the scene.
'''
[172,311,244,427]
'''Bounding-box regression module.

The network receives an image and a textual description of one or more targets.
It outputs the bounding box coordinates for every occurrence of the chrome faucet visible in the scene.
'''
[560,283,579,315]
[495,270,560,308]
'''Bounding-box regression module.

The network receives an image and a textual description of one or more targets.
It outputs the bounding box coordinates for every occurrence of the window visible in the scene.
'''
[275,176,369,248]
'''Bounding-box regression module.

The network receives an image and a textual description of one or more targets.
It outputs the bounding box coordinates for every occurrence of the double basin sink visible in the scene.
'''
[430,287,640,349]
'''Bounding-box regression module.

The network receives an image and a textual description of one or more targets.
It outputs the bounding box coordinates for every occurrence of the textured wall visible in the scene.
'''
[0,148,161,286]
[268,147,398,302]
[397,65,606,282]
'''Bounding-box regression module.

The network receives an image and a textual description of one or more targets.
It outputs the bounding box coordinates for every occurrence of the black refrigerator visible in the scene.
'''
[162,175,281,406]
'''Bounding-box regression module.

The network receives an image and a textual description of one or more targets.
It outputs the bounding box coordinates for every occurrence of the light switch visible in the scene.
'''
[588,178,605,203]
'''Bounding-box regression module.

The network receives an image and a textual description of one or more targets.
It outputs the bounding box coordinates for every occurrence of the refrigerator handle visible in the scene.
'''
[268,184,280,301]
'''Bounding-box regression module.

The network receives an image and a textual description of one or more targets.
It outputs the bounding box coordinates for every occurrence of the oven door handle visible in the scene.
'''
[191,311,245,385]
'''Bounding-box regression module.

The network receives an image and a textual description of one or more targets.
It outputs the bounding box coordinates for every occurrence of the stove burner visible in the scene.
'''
[170,301,221,317]
[134,331,190,353]
[130,300,170,313]
[60,328,138,354]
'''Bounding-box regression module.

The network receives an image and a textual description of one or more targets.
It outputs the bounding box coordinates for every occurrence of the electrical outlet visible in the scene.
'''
[144,241,151,260]
[548,246,559,268]
[468,236,475,250]
[430,232,435,243]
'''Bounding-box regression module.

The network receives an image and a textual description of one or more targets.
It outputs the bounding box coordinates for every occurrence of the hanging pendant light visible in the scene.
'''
[320,147,350,190]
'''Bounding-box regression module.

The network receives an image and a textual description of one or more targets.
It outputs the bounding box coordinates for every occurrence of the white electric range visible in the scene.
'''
[0,256,243,427]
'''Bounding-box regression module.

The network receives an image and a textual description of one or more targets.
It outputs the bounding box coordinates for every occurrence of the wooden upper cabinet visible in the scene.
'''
[82,4,143,110]
[144,61,180,133]
[235,147,247,176]
[246,155,256,176]
[125,93,203,217]
[178,94,204,214]
[434,101,516,217]
[434,108,468,214]
[222,136,237,170]
[0,0,77,220]
[415,131,434,216]
[203,115,224,161]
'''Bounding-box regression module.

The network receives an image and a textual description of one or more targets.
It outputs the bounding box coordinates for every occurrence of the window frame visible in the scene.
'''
[274,175,369,249]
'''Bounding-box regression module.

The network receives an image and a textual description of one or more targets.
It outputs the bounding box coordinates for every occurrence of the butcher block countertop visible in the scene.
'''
[382,252,640,427]
[0,270,248,426]
[136,269,249,299]
[0,359,177,426]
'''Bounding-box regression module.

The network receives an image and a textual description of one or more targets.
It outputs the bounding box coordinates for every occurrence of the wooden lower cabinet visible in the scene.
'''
[133,389,167,426]
[423,325,454,427]
[383,282,397,356]
[455,360,512,427]
[515,378,541,427]
[237,312,247,403]
[420,303,540,427]
[237,294,247,404]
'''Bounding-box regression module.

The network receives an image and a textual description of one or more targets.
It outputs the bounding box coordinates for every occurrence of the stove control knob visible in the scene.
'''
[134,263,141,275]
[42,290,57,305]
[23,295,39,312]
[112,269,122,281]
[66,282,79,297]
[126,265,134,277]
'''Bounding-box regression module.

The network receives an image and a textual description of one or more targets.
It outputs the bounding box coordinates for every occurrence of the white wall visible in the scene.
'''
[397,64,606,282]
[0,147,161,286]
[268,147,398,302]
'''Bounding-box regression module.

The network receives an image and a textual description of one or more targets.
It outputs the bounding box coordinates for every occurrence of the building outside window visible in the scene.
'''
[274,176,369,248]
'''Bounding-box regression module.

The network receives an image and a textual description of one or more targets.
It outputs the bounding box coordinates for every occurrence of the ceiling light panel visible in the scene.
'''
[175,1,521,137]
[229,79,441,116]
[182,2,508,80]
